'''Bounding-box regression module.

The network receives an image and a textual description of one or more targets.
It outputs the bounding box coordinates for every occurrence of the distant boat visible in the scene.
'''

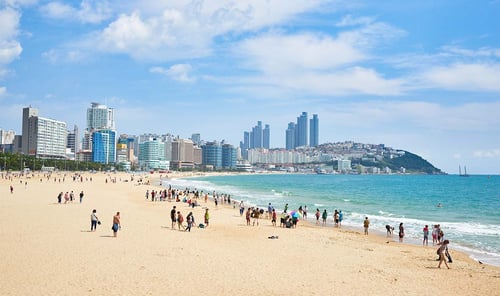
[459,165,469,177]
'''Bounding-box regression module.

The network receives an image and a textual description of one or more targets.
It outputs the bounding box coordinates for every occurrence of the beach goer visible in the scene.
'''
[204,208,210,227]
[436,240,450,269]
[271,209,277,227]
[70,191,74,202]
[432,225,439,245]
[246,208,251,226]
[57,192,62,203]
[338,210,343,227]
[322,209,327,226]
[64,192,69,203]
[267,203,273,219]
[177,211,185,230]
[10,185,14,194]
[79,191,84,203]
[185,212,193,232]
[399,223,405,243]
[284,203,288,213]
[303,206,308,220]
[170,206,177,228]
[386,225,394,237]
[363,217,370,235]
[334,210,339,227]
[423,225,429,246]
[253,208,260,226]
[90,209,100,232]
[315,209,320,225]
[112,212,121,237]
[239,201,245,216]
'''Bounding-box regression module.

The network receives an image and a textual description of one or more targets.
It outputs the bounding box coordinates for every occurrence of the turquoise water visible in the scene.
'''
[164,174,500,266]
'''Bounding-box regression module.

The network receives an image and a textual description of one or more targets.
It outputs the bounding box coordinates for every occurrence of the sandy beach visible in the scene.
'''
[1,171,499,296]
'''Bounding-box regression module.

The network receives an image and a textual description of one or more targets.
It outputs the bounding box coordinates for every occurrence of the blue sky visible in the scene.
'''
[1,0,499,174]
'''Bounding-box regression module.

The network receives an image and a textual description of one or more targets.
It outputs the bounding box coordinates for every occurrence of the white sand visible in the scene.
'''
[1,171,499,295]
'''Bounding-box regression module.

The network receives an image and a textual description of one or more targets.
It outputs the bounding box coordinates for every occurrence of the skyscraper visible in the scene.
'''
[22,106,67,158]
[296,112,308,147]
[310,114,319,147]
[92,129,116,164]
[252,121,263,148]
[263,124,270,149]
[87,102,114,130]
[285,122,295,150]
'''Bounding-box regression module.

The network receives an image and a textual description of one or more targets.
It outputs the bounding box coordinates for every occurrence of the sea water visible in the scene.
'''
[163,174,500,266]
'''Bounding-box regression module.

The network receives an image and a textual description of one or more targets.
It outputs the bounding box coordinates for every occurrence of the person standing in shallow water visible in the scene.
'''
[399,222,405,243]
[363,217,370,235]
[423,225,429,246]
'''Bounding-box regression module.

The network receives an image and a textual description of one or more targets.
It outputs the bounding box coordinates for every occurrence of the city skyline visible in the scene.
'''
[0,1,499,174]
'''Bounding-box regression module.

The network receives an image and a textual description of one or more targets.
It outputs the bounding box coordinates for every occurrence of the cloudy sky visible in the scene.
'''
[1,0,499,174]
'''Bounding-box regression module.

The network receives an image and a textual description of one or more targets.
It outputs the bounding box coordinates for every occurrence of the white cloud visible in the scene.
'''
[150,64,195,82]
[237,32,366,73]
[0,86,6,96]
[336,14,375,27]
[0,0,37,7]
[68,1,333,61]
[474,149,500,158]
[0,7,22,76]
[419,63,500,92]
[40,0,111,24]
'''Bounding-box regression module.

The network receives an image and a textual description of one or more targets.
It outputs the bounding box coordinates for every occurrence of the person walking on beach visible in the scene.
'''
[10,185,14,194]
[399,222,405,243]
[112,212,121,238]
[57,192,62,203]
[185,212,193,232]
[170,206,177,228]
[322,209,327,226]
[79,191,84,203]
[423,225,429,246]
[239,201,245,216]
[90,209,100,232]
[271,209,277,227]
[315,209,320,225]
[436,240,450,269]
[432,225,439,245]
[177,211,185,230]
[204,208,210,227]
[363,217,370,235]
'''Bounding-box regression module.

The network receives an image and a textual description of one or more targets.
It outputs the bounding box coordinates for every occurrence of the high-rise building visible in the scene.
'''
[0,129,15,145]
[92,129,116,164]
[171,139,194,169]
[202,141,222,169]
[87,102,114,130]
[67,125,80,154]
[138,137,167,170]
[251,121,263,148]
[296,112,308,147]
[191,133,201,146]
[22,106,38,155]
[263,124,270,149]
[285,122,295,150]
[21,107,67,158]
[222,144,237,169]
[310,114,319,147]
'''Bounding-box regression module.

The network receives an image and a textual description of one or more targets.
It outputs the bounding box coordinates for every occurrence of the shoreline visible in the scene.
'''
[156,171,500,267]
[1,171,499,295]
